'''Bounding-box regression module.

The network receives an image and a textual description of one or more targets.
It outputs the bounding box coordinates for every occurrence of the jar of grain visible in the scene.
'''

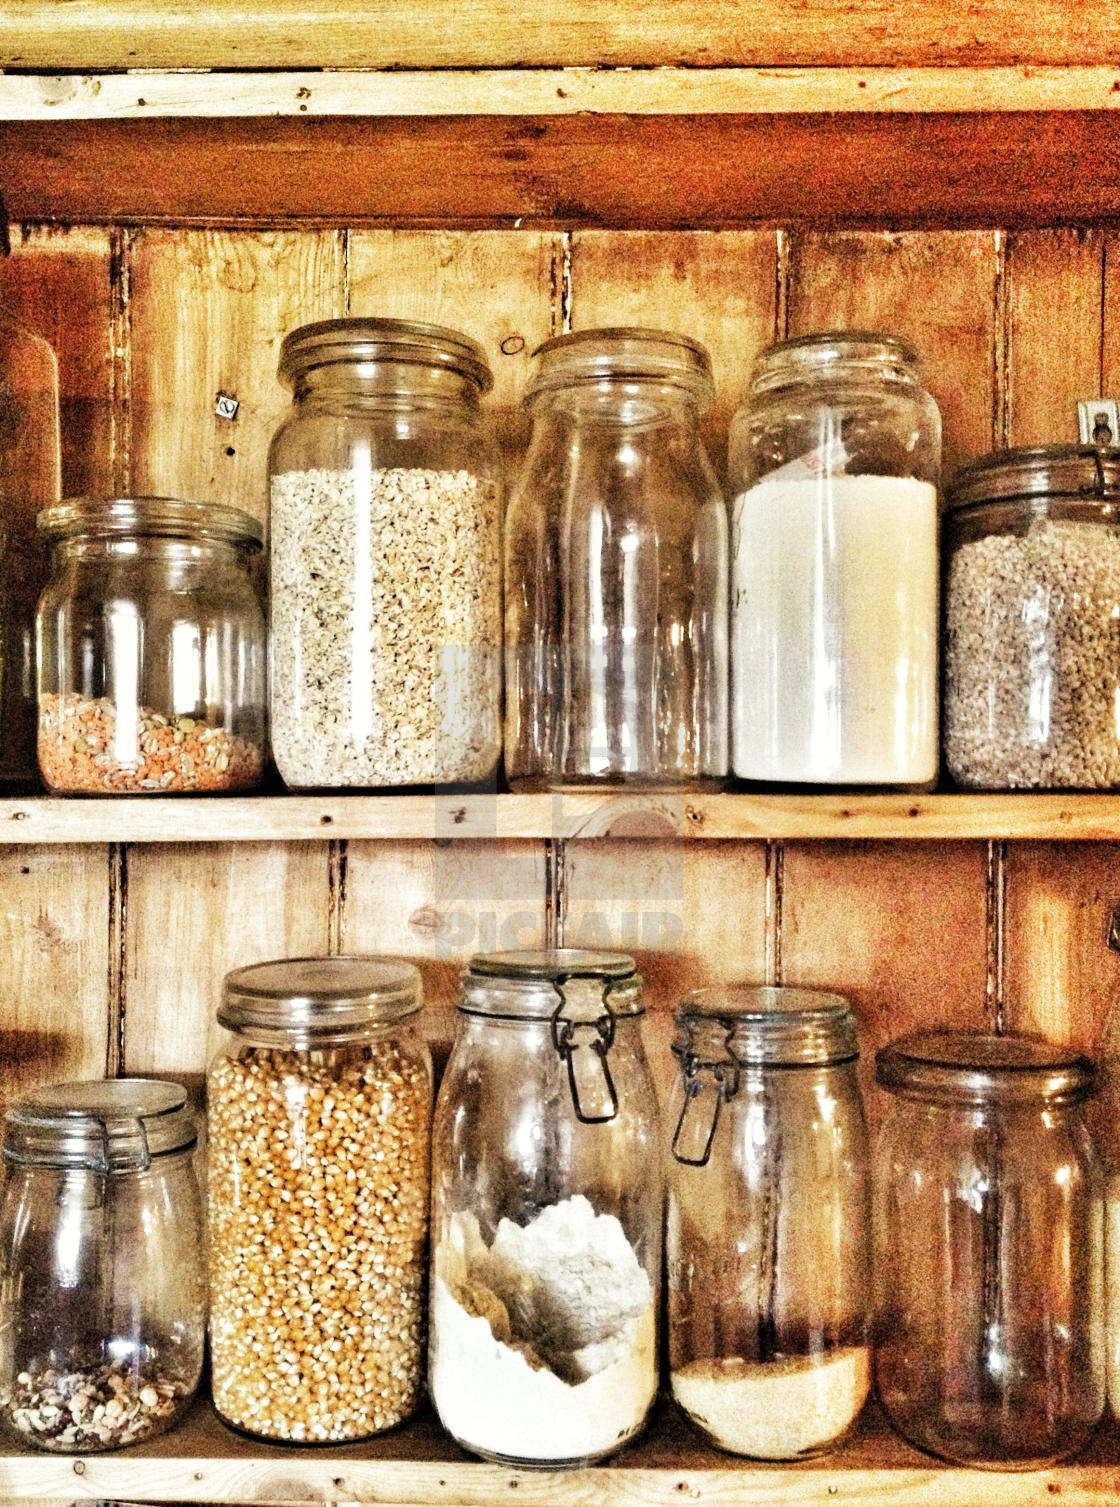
[429,949,662,1466]
[875,1032,1104,1468]
[207,956,431,1443]
[268,318,500,789]
[36,497,266,793]
[0,1079,205,1452]
[944,446,1120,789]
[667,988,870,1459]
[728,331,941,786]
[504,328,728,789]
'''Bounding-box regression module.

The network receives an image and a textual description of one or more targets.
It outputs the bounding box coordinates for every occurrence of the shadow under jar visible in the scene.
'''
[0,1081,205,1453]
[874,1032,1104,1469]
[35,497,266,794]
[504,328,728,790]
[667,988,871,1460]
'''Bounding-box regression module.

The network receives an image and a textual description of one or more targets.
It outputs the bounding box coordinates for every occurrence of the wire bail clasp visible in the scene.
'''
[551,975,619,1124]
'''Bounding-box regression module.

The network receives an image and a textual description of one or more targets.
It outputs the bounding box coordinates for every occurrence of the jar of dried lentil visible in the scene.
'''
[268,318,501,789]
[36,497,266,793]
[207,956,431,1443]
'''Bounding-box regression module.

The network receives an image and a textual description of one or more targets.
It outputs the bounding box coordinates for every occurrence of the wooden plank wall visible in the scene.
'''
[2,222,1120,1137]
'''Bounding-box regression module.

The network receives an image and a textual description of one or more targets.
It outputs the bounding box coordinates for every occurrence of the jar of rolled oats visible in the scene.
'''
[268,318,501,789]
[207,956,432,1443]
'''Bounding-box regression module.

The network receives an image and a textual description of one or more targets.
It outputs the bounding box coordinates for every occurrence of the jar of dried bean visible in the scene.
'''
[208,956,432,1443]
[0,1079,205,1452]
[268,318,501,789]
[35,497,266,793]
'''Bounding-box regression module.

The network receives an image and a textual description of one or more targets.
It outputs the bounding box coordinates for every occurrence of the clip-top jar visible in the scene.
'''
[505,328,729,789]
[207,956,432,1443]
[667,988,870,1459]
[0,1080,204,1452]
[728,331,940,786]
[268,318,501,790]
[944,446,1120,789]
[429,949,662,1466]
[875,1032,1104,1468]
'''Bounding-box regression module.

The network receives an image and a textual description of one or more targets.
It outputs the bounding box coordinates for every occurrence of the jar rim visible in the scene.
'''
[945,444,1120,512]
[524,327,714,406]
[749,329,920,393]
[675,986,858,1066]
[876,1030,1096,1104]
[219,954,422,1036]
[461,947,644,1019]
[2,1078,197,1172]
[277,317,493,394]
[37,496,264,550]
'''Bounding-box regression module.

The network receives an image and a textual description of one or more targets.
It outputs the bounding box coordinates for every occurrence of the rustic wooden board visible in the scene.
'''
[129,228,344,519]
[1100,232,1120,403]
[788,230,998,476]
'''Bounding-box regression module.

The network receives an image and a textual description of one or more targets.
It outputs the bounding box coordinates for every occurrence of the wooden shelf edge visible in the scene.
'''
[3,792,1120,844]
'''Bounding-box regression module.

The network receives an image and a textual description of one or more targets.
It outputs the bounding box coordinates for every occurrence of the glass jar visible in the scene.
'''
[268,318,501,790]
[0,1079,204,1452]
[728,331,941,786]
[429,949,662,1466]
[667,987,870,1459]
[875,1032,1104,1468]
[944,446,1120,789]
[0,300,60,787]
[35,497,266,793]
[504,328,728,789]
[207,956,432,1443]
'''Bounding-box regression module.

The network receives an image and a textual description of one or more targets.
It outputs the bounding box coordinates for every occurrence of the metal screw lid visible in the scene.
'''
[524,327,714,407]
[945,444,1120,512]
[37,496,263,550]
[876,1030,1096,1106]
[3,1079,197,1173]
[277,317,493,393]
[675,986,859,1066]
[219,955,423,1039]
[461,948,644,1019]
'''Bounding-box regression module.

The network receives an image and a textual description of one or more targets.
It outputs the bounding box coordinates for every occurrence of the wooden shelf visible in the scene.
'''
[3,1395,1120,1505]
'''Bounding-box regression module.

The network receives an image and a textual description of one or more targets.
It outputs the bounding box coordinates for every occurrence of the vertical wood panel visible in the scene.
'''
[129,229,344,521]
[789,230,998,475]
[1100,232,1120,407]
[1005,230,1103,449]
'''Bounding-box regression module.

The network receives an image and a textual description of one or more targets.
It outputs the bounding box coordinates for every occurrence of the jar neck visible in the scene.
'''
[528,378,704,427]
[50,535,252,566]
[293,360,483,414]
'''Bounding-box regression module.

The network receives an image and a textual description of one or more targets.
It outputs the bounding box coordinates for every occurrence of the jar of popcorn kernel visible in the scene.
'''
[207,956,432,1443]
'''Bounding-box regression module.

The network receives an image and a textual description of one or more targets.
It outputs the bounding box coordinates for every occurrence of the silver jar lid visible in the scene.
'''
[749,330,921,395]
[945,444,1120,512]
[219,955,423,1041]
[462,948,644,1019]
[876,1031,1095,1106]
[524,327,714,406]
[3,1079,197,1173]
[675,986,858,1066]
[277,317,493,393]
[37,496,263,549]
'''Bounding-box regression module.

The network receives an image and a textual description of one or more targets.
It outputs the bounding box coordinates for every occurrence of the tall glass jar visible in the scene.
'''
[207,956,432,1443]
[268,318,501,789]
[0,297,60,787]
[944,446,1120,789]
[728,331,941,786]
[667,988,870,1459]
[429,949,662,1466]
[505,328,728,789]
[0,1080,204,1452]
[36,497,266,793]
[875,1032,1104,1468]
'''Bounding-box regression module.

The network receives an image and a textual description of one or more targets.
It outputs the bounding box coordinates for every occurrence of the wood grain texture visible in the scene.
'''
[789,230,998,476]
[4,1,1120,70]
[1005,230,1104,449]
[129,228,344,519]
[1099,232,1120,403]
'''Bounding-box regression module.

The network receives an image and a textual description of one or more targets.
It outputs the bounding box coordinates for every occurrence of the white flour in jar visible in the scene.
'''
[731,473,938,785]
[430,1195,657,1462]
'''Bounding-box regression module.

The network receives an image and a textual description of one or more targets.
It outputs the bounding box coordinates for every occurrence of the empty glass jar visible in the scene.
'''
[875,1032,1104,1468]
[944,446,1120,789]
[0,1080,204,1452]
[36,497,266,793]
[505,328,728,789]
[268,318,501,790]
[429,949,662,1466]
[728,331,940,786]
[667,988,870,1459]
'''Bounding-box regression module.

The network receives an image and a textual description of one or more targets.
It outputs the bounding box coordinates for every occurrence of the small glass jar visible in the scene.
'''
[0,1079,204,1452]
[429,949,662,1466]
[268,318,501,790]
[944,446,1120,789]
[207,956,432,1443]
[728,331,941,786]
[667,988,870,1459]
[875,1032,1104,1468]
[504,328,729,789]
[35,497,266,794]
